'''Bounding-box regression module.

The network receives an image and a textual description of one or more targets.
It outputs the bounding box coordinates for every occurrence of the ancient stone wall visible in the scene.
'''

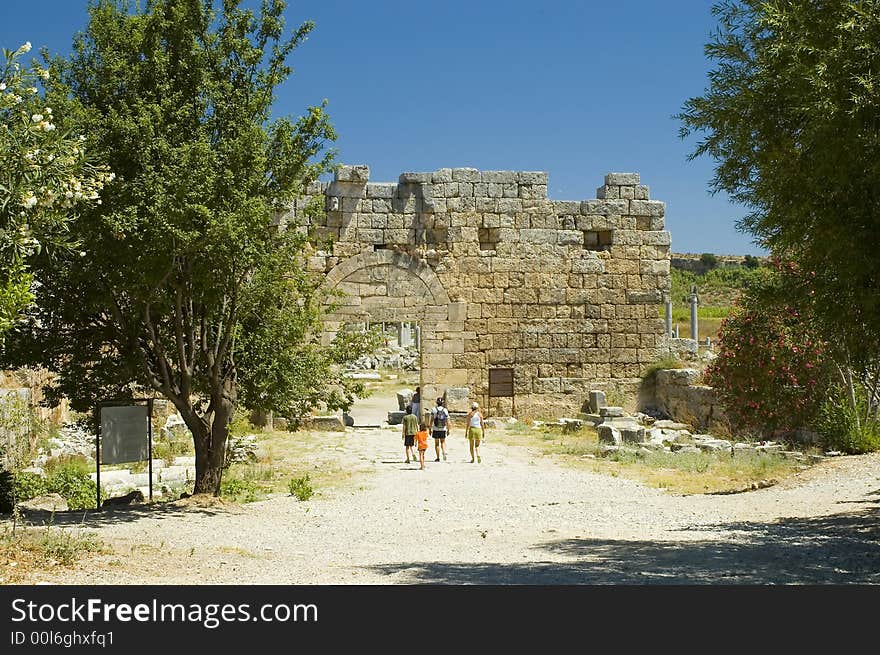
[640,368,727,430]
[279,165,671,418]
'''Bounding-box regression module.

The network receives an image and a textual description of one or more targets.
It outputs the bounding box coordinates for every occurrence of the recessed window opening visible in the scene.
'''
[479,227,500,251]
[583,230,613,251]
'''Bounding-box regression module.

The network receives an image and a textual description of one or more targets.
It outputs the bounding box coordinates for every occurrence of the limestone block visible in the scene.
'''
[597,424,622,445]
[596,185,619,199]
[473,182,488,197]
[581,199,629,215]
[502,183,519,198]
[486,183,503,198]
[458,182,474,197]
[443,387,470,412]
[589,390,607,413]
[372,199,391,213]
[641,231,671,246]
[538,288,566,304]
[433,168,453,183]
[448,301,467,322]
[571,257,605,274]
[533,377,562,393]
[655,368,702,387]
[497,198,523,213]
[336,165,370,183]
[605,173,640,186]
[628,200,665,217]
[619,185,635,199]
[640,260,670,275]
[477,197,497,212]
[553,200,581,215]
[626,289,662,304]
[482,171,518,184]
[556,230,583,246]
[399,171,432,184]
[519,184,547,199]
[635,185,650,200]
[515,171,546,185]
[452,168,481,183]
[365,183,396,199]
[520,229,557,244]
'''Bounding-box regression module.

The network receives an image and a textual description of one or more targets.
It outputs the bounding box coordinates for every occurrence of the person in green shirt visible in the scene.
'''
[401,405,420,464]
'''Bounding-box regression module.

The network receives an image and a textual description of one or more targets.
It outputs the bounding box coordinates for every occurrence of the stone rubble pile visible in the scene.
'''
[348,344,419,371]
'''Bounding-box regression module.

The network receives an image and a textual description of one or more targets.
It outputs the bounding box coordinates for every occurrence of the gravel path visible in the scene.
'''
[17,427,880,584]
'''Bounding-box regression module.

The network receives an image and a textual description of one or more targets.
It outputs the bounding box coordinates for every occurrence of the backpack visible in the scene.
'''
[433,407,448,430]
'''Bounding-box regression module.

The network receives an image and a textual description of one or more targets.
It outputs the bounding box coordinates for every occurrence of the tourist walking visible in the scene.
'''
[401,405,419,464]
[410,386,421,424]
[429,397,450,461]
[415,420,429,470]
[465,402,486,463]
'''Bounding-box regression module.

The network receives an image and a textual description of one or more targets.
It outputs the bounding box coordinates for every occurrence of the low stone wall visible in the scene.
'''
[640,368,726,430]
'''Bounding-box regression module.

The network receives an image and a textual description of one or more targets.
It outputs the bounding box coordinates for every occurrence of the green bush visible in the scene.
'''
[47,468,98,510]
[700,252,719,269]
[288,474,314,501]
[814,387,880,454]
[14,471,48,502]
[219,477,262,503]
[44,454,93,478]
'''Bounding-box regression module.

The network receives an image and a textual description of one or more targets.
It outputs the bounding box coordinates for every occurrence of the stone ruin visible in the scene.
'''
[279,165,671,418]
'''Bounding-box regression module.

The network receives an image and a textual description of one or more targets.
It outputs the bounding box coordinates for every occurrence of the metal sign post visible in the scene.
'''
[96,398,154,511]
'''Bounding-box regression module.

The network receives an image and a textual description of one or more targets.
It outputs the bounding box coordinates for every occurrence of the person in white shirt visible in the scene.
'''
[464,401,485,463]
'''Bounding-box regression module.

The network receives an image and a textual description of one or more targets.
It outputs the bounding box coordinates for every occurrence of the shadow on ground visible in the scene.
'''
[367,504,880,584]
[7,498,237,529]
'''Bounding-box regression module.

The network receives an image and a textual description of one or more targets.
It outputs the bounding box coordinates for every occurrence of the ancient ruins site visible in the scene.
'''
[282,165,671,417]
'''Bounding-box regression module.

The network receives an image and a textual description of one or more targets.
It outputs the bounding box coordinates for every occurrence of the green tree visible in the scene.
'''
[679,1,880,429]
[2,0,374,494]
[0,41,112,338]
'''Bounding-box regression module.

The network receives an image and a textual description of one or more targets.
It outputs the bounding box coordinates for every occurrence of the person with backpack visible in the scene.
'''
[429,397,450,462]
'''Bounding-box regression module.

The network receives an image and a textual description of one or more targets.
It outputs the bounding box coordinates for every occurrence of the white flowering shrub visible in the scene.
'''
[0,42,114,335]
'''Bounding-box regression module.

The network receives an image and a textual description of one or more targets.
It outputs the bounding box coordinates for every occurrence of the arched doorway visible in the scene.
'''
[322,249,456,426]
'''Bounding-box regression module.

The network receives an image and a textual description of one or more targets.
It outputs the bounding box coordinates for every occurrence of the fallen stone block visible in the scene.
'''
[387,410,406,425]
[588,390,607,414]
[597,424,621,445]
[599,406,625,418]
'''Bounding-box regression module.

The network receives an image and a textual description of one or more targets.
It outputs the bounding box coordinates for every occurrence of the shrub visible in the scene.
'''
[706,296,833,438]
[44,454,93,478]
[219,477,262,503]
[14,471,48,502]
[288,474,314,501]
[642,356,684,381]
[47,468,98,510]
[814,386,880,454]
[700,252,718,269]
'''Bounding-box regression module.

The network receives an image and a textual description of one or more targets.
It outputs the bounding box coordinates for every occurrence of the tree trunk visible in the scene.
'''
[192,420,229,495]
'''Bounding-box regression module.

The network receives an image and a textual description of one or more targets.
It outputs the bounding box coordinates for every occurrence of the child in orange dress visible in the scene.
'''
[415,422,429,470]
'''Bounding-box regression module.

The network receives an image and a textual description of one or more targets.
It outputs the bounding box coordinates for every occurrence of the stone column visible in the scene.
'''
[689,285,699,341]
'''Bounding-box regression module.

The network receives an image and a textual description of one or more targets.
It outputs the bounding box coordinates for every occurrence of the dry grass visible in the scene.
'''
[501,423,808,495]
[223,428,370,500]
[0,523,109,584]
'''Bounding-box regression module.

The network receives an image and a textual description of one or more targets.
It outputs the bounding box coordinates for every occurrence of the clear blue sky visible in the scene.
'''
[0,0,764,255]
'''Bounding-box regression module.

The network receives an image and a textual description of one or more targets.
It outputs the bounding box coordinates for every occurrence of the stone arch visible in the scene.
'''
[323,249,450,310]
[321,249,458,416]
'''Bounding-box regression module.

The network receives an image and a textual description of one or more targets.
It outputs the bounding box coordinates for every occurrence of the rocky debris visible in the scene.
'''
[396,390,414,411]
[558,418,583,433]
[307,415,345,432]
[597,424,621,445]
[599,406,625,418]
[225,435,259,467]
[348,344,419,371]
[692,435,732,452]
[387,410,406,425]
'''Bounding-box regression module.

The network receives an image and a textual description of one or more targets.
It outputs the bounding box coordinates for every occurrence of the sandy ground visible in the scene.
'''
[8,423,880,585]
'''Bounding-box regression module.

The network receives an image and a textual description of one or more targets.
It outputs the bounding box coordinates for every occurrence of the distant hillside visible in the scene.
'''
[671,252,768,275]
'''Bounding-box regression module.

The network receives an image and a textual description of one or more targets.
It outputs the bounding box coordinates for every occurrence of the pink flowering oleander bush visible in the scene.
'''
[705,297,833,438]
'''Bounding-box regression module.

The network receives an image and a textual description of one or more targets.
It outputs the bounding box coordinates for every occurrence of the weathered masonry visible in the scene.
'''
[279,165,671,418]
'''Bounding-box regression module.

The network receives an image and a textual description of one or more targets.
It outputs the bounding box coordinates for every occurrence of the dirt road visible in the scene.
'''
[12,424,880,585]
